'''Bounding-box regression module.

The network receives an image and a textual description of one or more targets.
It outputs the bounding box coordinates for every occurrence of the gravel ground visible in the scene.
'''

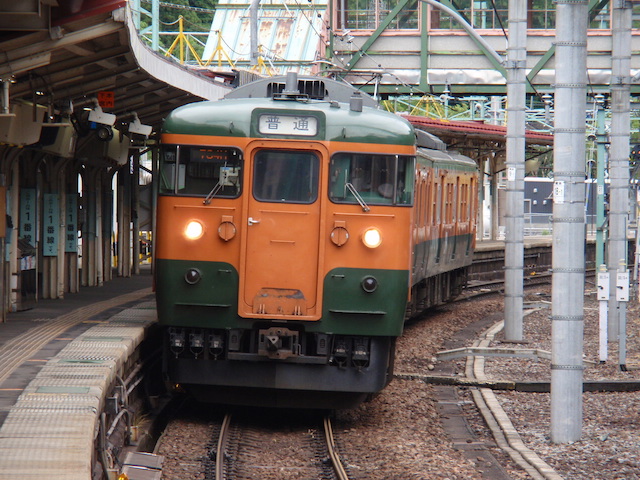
[157,297,507,480]
[334,296,507,480]
[156,410,214,479]
[337,283,640,480]
[479,285,640,480]
[155,284,639,480]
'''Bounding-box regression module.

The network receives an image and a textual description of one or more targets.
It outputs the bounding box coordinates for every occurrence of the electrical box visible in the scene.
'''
[39,122,77,158]
[106,130,131,165]
[597,271,609,300]
[616,271,629,302]
[78,129,131,166]
[0,102,46,146]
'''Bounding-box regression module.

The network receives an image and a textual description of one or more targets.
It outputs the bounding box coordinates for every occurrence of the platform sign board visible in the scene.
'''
[97,91,114,108]
[65,194,78,253]
[19,188,36,246]
[43,193,59,256]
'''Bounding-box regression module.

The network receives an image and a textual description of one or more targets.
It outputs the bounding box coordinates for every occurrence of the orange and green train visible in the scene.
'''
[154,74,478,409]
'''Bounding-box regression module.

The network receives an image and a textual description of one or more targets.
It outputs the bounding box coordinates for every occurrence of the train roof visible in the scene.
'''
[417,146,478,171]
[224,75,380,108]
[162,96,415,146]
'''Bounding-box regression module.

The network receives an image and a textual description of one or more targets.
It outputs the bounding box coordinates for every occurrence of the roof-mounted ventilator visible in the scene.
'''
[272,72,309,101]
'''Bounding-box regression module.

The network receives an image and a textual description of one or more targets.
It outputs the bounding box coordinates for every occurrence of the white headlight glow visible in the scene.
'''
[184,220,204,240]
[362,227,382,248]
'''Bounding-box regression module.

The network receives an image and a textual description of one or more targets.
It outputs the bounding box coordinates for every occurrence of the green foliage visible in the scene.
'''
[160,0,217,32]
[139,0,218,58]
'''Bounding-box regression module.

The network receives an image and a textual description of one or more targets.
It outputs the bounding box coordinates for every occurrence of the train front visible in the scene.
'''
[154,78,416,408]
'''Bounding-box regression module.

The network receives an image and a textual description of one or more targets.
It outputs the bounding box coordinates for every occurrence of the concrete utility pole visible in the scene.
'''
[550,0,588,443]
[607,0,632,356]
[503,0,527,342]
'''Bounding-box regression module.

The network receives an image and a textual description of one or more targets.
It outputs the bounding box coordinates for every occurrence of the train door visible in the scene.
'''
[239,143,324,320]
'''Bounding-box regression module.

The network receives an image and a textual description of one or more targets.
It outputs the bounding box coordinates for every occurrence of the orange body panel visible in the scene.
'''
[324,207,412,272]
[157,134,415,322]
[238,140,327,320]
[155,196,244,263]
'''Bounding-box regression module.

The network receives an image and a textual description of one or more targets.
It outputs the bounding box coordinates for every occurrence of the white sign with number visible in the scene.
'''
[553,180,565,204]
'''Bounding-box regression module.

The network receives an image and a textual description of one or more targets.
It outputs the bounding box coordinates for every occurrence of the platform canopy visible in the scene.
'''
[0,0,231,137]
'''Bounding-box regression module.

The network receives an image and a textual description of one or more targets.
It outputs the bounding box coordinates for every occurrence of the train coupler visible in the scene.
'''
[257,327,301,359]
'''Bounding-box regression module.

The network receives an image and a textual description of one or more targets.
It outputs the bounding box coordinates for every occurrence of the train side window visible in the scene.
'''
[329,153,414,206]
[449,185,452,222]
[435,181,441,224]
[425,172,432,226]
[253,150,319,203]
[399,156,415,204]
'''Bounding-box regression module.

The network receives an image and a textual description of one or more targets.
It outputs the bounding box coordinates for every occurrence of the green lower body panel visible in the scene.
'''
[321,267,409,337]
[155,259,409,337]
[155,259,240,328]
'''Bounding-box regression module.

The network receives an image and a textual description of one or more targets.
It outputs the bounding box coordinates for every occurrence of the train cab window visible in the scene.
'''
[329,153,414,206]
[159,145,243,197]
[253,150,319,203]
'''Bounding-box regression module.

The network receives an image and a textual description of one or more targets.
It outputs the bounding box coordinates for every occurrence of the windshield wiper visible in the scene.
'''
[345,182,370,212]
[203,181,223,205]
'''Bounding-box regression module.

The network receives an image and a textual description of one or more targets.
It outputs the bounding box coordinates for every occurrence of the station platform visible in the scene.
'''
[474,235,553,252]
[0,267,154,480]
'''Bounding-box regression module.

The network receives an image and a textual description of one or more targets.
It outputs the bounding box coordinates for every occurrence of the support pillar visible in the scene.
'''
[607,0,632,347]
[503,0,527,342]
[550,0,588,443]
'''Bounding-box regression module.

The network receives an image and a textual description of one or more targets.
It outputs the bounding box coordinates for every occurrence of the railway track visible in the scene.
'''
[462,270,552,299]
[323,416,350,480]
[209,412,350,480]
[158,406,352,480]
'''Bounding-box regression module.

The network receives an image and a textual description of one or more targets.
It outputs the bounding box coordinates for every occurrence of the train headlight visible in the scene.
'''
[184,220,204,240]
[361,276,378,293]
[362,227,382,248]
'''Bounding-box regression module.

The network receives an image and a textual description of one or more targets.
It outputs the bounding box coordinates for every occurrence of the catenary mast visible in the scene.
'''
[503,0,527,342]
[550,0,588,443]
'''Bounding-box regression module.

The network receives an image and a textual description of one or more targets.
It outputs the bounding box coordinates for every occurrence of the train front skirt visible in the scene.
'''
[163,333,395,409]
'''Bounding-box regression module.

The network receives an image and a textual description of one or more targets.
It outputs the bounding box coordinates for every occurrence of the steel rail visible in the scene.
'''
[215,413,233,480]
[323,416,350,480]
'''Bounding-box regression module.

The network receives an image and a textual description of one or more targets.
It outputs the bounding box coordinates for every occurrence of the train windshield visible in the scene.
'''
[253,150,319,204]
[159,145,243,197]
[329,153,414,206]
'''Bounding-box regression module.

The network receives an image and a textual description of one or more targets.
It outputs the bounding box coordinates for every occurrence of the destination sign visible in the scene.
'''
[258,114,318,136]
[191,148,237,162]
